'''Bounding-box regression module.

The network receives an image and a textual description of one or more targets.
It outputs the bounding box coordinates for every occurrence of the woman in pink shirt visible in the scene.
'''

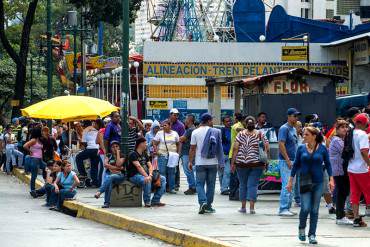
[24,127,45,193]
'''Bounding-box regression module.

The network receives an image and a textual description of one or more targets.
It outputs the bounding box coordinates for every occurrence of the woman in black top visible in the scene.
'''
[127,137,166,207]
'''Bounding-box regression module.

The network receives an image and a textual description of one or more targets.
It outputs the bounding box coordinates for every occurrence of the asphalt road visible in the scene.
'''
[0,173,172,247]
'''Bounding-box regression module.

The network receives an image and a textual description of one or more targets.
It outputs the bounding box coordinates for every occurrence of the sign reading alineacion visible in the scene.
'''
[281,46,308,61]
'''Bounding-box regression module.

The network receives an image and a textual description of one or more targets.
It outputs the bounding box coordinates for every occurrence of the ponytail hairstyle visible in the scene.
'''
[305,126,324,144]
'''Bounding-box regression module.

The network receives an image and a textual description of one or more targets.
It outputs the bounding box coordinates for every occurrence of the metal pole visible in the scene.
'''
[46,0,52,99]
[106,77,109,101]
[73,27,78,93]
[135,67,139,100]
[46,0,53,130]
[121,0,130,156]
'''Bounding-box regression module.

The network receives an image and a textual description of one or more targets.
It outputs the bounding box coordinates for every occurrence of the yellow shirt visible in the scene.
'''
[229,122,244,159]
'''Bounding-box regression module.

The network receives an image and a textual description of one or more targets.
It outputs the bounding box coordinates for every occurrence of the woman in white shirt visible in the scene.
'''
[76,120,101,187]
[153,120,180,194]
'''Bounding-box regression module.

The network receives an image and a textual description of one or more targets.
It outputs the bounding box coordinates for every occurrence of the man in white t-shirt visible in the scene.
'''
[189,113,223,214]
[348,113,370,227]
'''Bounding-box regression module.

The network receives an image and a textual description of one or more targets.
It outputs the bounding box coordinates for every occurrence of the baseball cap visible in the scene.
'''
[110,140,120,146]
[170,108,179,114]
[287,108,301,116]
[353,113,369,125]
[200,113,213,123]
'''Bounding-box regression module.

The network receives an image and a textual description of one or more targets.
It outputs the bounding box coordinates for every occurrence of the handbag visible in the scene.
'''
[299,173,313,194]
[258,132,268,164]
[151,169,161,191]
[163,132,179,167]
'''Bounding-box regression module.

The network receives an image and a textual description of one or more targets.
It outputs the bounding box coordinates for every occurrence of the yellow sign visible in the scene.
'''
[144,62,348,78]
[146,85,232,99]
[11,100,20,107]
[149,100,168,109]
[282,46,308,61]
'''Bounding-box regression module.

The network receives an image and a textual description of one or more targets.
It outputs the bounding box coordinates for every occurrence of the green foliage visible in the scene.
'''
[68,0,142,26]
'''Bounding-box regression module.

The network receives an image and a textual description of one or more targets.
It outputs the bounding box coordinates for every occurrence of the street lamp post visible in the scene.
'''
[121,0,130,156]
[46,0,52,100]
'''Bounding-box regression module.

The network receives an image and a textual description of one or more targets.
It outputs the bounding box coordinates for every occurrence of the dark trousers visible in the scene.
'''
[334,175,350,219]
[229,171,240,201]
[175,166,180,188]
[76,149,100,186]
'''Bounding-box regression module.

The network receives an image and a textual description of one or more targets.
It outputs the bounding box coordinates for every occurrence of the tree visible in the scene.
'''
[68,0,142,26]
[0,57,16,125]
[0,0,39,117]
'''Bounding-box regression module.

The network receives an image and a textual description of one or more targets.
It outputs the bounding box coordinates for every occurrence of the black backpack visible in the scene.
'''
[341,128,354,163]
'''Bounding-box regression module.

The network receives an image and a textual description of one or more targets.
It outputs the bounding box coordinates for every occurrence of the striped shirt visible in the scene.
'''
[235,130,268,165]
[329,136,345,176]
[128,127,138,153]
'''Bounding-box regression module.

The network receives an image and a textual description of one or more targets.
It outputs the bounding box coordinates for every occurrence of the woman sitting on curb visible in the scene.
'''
[94,141,125,208]
[30,159,61,208]
[51,160,80,211]
[127,137,166,207]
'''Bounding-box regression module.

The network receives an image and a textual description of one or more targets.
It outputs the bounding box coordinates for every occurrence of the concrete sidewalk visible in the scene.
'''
[76,175,370,247]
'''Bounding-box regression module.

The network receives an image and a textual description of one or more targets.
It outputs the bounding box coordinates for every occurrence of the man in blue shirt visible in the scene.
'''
[219,116,232,195]
[278,108,300,216]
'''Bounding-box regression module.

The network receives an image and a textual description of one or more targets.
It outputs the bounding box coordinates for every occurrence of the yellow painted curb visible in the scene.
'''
[12,168,236,247]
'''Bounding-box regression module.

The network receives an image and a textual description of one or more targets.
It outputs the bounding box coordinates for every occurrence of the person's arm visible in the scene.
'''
[148,160,153,177]
[53,175,60,193]
[96,132,106,154]
[175,132,181,153]
[287,146,302,192]
[46,169,53,184]
[230,141,240,173]
[70,174,80,192]
[130,116,144,131]
[188,145,196,171]
[278,142,291,166]
[23,139,36,152]
[323,146,335,192]
[261,132,270,159]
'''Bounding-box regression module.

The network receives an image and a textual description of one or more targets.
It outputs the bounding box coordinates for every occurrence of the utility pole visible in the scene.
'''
[46,0,52,100]
[121,0,130,156]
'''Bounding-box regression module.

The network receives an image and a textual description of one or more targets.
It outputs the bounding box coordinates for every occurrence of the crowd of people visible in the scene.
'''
[1,98,370,245]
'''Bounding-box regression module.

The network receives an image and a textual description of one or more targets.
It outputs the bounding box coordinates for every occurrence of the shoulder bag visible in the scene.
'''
[258,132,268,164]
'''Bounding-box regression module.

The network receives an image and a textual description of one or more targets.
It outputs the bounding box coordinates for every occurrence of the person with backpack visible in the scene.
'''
[189,113,224,214]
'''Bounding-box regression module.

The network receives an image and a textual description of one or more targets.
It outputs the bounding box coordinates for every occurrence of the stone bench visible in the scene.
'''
[110,181,143,207]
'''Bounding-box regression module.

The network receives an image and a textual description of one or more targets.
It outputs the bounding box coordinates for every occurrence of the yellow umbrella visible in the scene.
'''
[21,95,119,121]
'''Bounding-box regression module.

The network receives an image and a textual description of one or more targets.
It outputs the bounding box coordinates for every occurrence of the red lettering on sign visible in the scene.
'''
[282,81,289,93]
[291,81,298,92]
[299,82,309,92]
[274,81,281,92]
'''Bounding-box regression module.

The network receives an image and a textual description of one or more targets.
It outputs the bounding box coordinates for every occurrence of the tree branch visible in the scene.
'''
[0,0,21,65]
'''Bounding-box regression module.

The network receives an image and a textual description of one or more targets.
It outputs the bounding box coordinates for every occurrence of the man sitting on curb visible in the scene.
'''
[127,137,166,207]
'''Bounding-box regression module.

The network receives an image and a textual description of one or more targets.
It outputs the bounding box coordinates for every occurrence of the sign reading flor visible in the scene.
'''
[144,62,348,78]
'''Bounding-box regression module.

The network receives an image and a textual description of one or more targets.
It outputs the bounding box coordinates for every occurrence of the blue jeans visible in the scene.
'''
[56,189,77,209]
[36,183,57,206]
[236,167,263,202]
[181,155,195,189]
[130,174,166,204]
[279,160,293,213]
[195,165,217,206]
[218,158,231,192]
[158,155,175,191]
[29,157,46,191]
[104,173,126,205]
[76,148,100,186]
[294,173,301,204]
[5,145,24,172]
[299,183,323,237]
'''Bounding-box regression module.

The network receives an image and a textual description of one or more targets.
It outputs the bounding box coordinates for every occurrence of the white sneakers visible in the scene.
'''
[336,217,353,225]
[279,210,296,216]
